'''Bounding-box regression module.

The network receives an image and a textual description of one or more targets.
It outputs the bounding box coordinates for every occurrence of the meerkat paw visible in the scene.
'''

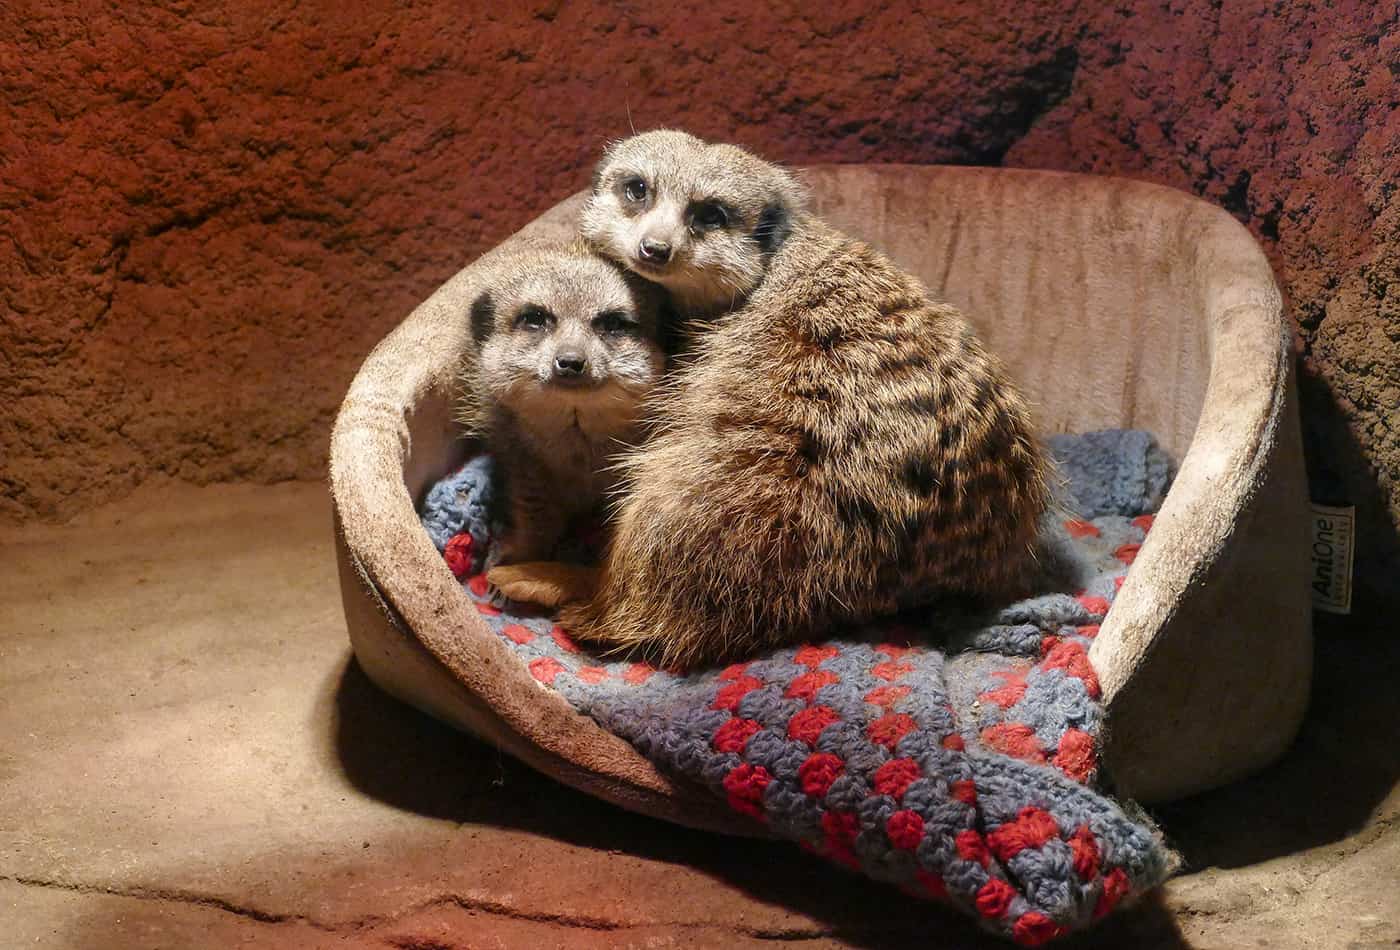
[486,562,601,609]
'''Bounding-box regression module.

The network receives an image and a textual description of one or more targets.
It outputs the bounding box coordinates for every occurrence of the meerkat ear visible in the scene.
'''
[755,168,810,253]
[469,291,496,346]
[755,202,794,254]
[589,138,623,194]
[778,168,812,214]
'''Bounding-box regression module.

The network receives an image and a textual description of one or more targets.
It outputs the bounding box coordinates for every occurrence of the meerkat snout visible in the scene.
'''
[627,185,687,276]
[637,236,671,265]
[552,348,588,380]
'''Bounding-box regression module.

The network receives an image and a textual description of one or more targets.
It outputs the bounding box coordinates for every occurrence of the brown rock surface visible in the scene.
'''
[1,2,1396,609]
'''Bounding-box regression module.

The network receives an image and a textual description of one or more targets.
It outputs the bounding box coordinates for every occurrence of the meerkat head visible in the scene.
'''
[468,242,667,420]
[580,129,810,316]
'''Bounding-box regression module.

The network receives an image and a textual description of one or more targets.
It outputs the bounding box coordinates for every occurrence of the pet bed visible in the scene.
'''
[329,166,1310,939]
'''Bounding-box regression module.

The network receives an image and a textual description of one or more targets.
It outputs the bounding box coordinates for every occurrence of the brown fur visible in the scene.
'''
[560,132,1051,668]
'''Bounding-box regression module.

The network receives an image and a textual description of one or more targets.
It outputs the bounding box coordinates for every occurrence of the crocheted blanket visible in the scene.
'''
[418,430,1176,945]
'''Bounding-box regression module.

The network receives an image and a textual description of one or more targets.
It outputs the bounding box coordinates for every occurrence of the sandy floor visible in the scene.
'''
[2,481,1396,949]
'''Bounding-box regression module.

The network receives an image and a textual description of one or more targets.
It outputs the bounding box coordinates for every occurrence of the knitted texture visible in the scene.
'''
[1046,429,1172,519]
[418,430,1175,944]
[421,454,496,551]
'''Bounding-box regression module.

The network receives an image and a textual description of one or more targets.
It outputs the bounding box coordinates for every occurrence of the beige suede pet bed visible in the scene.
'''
[330,165,1310,837]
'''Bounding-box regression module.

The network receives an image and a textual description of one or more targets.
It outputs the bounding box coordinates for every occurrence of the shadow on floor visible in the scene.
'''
[331,658,1188,949]
[1151,618,1400,874]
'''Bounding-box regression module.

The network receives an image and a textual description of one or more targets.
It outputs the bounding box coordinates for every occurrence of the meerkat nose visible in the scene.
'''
[638,237,671,264]
[553,352,587,377]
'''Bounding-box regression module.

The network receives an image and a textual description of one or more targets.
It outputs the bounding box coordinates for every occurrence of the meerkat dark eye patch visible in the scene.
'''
[755,202,793,253]
[593,309,638,335]
[689,201,729,231]
[514,304,555,332]
[621,177,648,203]
[469,292,495,346]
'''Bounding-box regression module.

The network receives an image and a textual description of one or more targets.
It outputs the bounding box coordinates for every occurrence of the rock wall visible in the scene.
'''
[2,1,1396,606]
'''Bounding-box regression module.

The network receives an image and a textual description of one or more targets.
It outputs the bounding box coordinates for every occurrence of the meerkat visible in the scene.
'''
[498,131,1051,669]
[459,238,668,576]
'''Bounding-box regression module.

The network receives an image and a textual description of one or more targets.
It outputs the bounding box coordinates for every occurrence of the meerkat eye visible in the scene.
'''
[622,178,647,203]
[593,309,638,335]
[515,305,555,331]
[691,202,728,231]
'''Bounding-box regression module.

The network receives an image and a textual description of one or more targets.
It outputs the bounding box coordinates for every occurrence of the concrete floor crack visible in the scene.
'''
[0,874,333,931]
[342,892,838,941]
[1,875,836,941]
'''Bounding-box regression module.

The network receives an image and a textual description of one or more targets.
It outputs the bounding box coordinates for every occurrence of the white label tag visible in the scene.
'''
[1308,503,1355,615]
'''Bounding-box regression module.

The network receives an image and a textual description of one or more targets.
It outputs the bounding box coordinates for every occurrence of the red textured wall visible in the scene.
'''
[3,2,1397,604]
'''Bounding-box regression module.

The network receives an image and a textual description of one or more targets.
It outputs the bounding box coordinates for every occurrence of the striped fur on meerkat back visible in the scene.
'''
[557,131,1050,668]
[457,239,668,570]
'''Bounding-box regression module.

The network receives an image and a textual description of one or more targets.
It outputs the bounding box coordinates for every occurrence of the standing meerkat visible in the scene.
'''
[461,239,668,573]
[496,132,1051,668]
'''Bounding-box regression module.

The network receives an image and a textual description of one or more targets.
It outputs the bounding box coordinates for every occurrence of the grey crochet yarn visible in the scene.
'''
[422,454,496,551]
[1046,429,1172,518]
